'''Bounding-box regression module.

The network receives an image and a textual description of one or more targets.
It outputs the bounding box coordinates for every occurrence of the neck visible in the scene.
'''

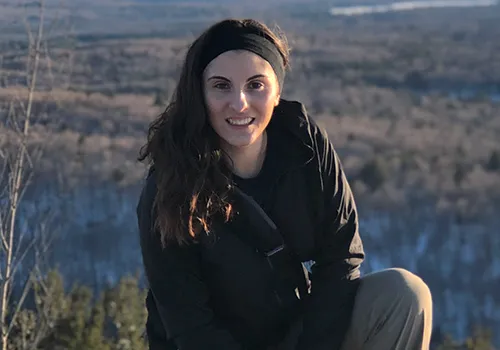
[224,131,267,179]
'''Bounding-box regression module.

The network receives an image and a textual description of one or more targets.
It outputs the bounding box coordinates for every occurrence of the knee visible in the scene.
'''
[380,268,433,311]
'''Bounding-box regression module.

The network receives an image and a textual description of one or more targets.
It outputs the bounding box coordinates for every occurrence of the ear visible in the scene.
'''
[275,94,281,106]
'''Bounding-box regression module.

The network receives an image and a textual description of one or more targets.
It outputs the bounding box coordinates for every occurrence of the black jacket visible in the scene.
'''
[137,99,365,350]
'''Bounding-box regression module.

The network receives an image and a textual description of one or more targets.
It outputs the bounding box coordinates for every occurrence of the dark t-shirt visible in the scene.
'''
[232,126,283,214]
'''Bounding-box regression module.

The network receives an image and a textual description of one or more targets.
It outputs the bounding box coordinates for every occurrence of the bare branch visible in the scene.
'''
[1,1,48,348]
[7,100,23,137]
[1,0,71,347]
[5,271,34,340]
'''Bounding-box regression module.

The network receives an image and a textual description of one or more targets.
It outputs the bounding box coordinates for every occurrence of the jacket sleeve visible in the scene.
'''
[296,124,365,350]
[137,169,243,350]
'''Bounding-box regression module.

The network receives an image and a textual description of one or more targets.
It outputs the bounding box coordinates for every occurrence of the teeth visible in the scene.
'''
[227,117,253,126]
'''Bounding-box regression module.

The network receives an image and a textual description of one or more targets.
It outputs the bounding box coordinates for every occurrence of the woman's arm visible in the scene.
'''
[296,124,365,350]
[137,169,242,350]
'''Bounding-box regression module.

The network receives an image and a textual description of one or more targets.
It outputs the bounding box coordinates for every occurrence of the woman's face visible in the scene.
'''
[203,50,281,150]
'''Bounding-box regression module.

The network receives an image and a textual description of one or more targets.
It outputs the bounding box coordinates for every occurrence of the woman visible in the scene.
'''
[137,18,433,350]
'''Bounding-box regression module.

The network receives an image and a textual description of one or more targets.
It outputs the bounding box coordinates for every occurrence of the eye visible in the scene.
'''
[213,82,230,90]
[248,81,264,90]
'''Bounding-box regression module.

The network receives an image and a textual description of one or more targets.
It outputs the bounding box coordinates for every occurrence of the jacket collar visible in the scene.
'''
[268,98,316,168]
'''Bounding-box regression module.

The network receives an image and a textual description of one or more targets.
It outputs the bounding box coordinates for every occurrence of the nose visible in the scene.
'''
[229,90,249,113]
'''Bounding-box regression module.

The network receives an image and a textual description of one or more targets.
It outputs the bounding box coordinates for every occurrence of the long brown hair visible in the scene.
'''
[138,19,290,247]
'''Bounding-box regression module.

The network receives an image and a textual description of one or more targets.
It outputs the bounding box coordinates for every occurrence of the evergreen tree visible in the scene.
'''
[464,327,494,350]
[104,275,148,350]
[55,285,93,350]
[82,295,111,350]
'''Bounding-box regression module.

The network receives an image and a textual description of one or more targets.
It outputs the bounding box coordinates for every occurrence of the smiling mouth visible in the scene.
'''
[226,117,255,126]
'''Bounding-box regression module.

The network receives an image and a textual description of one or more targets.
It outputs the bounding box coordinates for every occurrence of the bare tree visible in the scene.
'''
[0,1,64,348]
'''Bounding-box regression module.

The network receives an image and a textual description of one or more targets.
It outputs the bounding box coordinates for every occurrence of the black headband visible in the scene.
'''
[198,32,286,88]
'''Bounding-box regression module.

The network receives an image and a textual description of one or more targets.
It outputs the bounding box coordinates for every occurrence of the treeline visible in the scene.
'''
[5,270,495,350]
[6,271,147,350]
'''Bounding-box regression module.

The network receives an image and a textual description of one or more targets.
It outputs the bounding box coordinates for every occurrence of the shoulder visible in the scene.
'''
[274,99,335,168]
[275,99,331,143]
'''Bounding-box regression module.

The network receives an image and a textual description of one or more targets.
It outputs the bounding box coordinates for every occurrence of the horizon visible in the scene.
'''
[330,0,499,16]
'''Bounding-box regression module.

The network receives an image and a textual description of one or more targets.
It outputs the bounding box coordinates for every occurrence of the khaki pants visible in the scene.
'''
[341,268,433,350]
[277,268,433,350]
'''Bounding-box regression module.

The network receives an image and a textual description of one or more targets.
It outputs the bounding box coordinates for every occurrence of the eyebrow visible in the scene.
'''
[207,74,267,82]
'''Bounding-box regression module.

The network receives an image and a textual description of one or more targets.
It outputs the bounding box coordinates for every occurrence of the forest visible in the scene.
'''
[1,0,499,348]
